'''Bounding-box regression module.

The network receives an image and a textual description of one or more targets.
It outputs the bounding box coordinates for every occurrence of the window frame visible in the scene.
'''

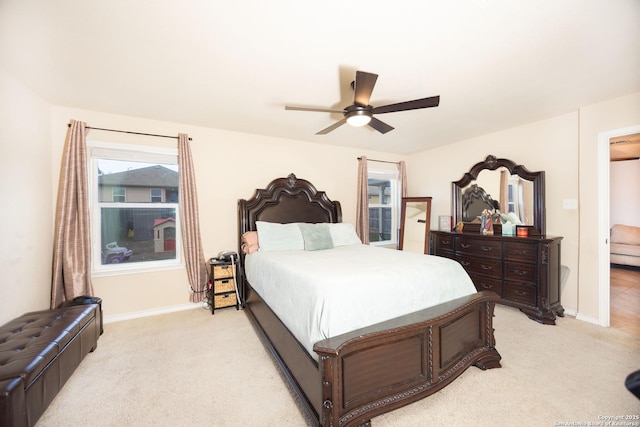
[367,168,400,247]
[88,140,184,277]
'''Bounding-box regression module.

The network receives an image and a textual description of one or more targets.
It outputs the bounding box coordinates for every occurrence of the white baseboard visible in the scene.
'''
[560,308,606,327]
[103,302,202,324]
[575,312,603,326]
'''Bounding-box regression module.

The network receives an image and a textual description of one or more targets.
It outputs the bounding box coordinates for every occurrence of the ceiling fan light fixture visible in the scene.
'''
[345,109,372,127]
[346,114,371,127]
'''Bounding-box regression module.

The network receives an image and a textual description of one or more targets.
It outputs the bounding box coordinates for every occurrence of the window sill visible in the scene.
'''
[369,242,398,249]
[92,261,185,278]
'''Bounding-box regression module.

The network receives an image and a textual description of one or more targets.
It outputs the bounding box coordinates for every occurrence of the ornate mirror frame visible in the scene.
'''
[399,197,432,254]
[452,155,546,235]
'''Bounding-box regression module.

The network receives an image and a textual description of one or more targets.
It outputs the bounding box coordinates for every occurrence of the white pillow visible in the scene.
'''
[256,221,304,251]
[328,223,362,246]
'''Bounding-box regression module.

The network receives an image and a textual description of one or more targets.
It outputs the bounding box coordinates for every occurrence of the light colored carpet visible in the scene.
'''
[37,305,640,426]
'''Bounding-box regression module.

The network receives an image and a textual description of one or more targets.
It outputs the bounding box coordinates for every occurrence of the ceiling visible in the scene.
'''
[1,0,639,154]
[610,133,640,162]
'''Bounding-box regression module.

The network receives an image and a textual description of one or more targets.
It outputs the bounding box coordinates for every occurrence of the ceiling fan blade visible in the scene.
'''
[353,71,378,106]
[285,106,345,114]
[367,117,394,134]
[316,119,347,135]
[373,95,440,114]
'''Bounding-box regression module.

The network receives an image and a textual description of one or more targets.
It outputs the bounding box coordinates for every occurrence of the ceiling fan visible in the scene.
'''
[285,71,440,135]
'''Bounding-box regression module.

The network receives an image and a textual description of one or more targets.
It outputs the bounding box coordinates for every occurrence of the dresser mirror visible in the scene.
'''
[399,197,432,253]
[452,155,545,235]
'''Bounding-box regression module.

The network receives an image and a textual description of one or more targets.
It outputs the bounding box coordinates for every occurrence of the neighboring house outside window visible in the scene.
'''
[89,141,181,275]
[367,169,399,246]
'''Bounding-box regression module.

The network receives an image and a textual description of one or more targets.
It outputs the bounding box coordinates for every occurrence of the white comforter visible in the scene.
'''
[244,244,476,357]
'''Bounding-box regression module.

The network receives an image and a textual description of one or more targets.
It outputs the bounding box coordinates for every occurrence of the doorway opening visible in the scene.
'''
[598,125,640,331]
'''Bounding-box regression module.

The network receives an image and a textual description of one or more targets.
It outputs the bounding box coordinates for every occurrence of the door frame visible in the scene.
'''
[597,123,640,327]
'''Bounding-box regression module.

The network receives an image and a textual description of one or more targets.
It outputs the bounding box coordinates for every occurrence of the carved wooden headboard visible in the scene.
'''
[237,173,342,250]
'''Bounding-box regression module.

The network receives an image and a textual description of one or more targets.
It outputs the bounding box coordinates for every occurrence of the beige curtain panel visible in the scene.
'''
[178,134,208,302]
[500,170,508,213]
[51,119,94,308]
[398,160,407,198]
[356,156,370,244]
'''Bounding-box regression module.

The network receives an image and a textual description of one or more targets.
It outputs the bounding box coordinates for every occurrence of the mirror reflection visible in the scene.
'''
[399,197,432,254]
[461,168,533,226]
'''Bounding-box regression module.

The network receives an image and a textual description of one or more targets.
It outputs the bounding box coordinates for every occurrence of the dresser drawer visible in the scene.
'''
[457,255,502,278]
[456,238,502,259]
[434,233,455,251]
[504,261,537,283]
[214,278,236,293]
[503,282,537,306]
[469,274,502,295]
[212,264,235,278]
[504,241,537,263]
[434,250,455,261]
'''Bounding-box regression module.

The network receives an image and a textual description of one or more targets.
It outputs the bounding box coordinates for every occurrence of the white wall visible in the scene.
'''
[0,66,53,324]
[610,160,640,227]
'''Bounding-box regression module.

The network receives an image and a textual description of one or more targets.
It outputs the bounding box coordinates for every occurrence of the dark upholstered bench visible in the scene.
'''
[0,303,101,426]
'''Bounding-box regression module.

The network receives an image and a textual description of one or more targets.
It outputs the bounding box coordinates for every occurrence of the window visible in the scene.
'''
[367,169,400,246]
[89,141,181,275]
[150,188,162,202]
[112,186,125,202]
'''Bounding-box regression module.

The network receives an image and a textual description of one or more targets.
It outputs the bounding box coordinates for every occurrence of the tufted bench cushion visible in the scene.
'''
[0,304,101,427]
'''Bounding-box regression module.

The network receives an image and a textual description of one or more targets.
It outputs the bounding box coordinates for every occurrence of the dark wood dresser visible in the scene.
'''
[430,231,564,324]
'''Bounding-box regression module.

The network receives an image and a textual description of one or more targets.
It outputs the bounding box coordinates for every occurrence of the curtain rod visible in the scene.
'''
[67,123,191,140]
[357,157,400,165]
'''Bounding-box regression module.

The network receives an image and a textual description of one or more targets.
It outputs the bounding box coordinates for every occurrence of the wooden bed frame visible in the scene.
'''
[237,173,501,427]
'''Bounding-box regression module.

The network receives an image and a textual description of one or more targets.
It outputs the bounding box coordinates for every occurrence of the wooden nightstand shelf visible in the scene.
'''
[208,259,239,314]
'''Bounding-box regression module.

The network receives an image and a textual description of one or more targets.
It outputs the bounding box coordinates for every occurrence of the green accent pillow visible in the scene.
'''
[298,223,334,251]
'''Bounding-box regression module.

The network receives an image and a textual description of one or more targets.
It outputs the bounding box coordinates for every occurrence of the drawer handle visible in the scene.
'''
[460,243,471,249]
[460,260,471,266]
[480,246,493,252]
[442,239,451,245]
[512,270,529,276]
[481,265,493,271]
[481,284,492,289]
[514,290,527,296]
[514,250,526,255]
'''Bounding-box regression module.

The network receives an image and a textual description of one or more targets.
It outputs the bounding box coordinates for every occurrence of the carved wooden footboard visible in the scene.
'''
[314,291,500,427]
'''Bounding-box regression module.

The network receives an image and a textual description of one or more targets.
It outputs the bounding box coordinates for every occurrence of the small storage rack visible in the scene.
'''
[207,258,240,314]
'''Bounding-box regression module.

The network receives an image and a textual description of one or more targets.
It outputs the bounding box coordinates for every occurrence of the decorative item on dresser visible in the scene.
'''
[431,155,565,325]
